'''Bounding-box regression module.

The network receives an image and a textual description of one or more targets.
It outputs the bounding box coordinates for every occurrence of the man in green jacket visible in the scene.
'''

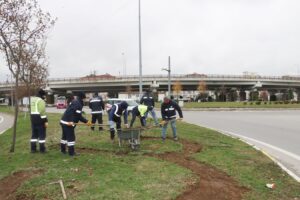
[129,105,149,128]
[30,89,48,153]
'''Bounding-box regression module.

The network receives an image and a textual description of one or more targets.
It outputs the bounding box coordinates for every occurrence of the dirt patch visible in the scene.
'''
[28,137,248,200]
[144,136,249,200]
[0,169,42,200]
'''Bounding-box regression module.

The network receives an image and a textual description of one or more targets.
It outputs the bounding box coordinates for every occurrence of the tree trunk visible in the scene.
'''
[10,76,19,153]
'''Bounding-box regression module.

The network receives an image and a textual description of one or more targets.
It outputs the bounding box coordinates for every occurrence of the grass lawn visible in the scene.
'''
[176,102,300,109]
[0,106,300,199]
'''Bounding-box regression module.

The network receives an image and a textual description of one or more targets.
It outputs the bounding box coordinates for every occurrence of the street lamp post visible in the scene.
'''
[162,56,171,96]
[138,0,143,96]
[122,52,127,77]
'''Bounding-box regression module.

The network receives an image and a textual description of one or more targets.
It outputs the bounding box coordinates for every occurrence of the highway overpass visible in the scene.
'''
[1,74,300,95]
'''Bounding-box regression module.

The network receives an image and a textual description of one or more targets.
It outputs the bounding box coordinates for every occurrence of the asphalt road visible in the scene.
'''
[183,110,300,181]
[0,113,14,135]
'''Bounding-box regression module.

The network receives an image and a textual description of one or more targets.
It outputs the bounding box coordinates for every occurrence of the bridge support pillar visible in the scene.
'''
[245,90,250,101]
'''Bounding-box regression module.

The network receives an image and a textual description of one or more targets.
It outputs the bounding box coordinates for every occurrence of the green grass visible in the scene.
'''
[157,102,300,109]
[0,112,192,200]
[175,123,300,200]
[0,105,14,113]
[0,108,300,199]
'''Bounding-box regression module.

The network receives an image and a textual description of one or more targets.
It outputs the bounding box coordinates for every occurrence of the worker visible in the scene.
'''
[108,101,129,141]
[89,92,105,131]
[140,89,159,126]
[161,96,183,142]
[129,105,149,128]
[60,92,91,156]
[30,89,48,153]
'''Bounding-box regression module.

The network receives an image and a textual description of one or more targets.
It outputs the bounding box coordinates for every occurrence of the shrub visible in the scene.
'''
[255,101,261,105]
[243,102,247,105]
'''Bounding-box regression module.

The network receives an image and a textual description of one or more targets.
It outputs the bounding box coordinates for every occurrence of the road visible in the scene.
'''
[183,110,300,181]
[0,113,14,135]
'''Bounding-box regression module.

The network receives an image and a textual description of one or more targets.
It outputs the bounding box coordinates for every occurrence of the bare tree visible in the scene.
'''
[197,80,208,101]
[259,90,269,101]
[20,41,49,113]
[125,85,132,98]
[172,81,182,100]
[197,80,207,94]
[0,0,55,152]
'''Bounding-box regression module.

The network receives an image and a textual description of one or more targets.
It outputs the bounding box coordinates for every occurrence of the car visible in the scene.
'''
[56,96,67,109]
[105,98,139,115]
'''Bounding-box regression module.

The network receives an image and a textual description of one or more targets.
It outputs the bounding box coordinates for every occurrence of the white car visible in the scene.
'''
[105,98,139,115]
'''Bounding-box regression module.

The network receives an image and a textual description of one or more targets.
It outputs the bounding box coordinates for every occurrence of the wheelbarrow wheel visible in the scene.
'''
[131,139,140,151]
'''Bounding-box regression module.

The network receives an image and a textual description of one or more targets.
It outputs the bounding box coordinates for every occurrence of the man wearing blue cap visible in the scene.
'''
[60,92,92,156]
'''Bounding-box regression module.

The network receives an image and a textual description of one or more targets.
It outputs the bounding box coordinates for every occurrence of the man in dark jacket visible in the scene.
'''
[60,92,91,156]
[30,89,48,153]
[89,92,105,131]
[129,105,149,128]
[140,90,159,126]
[161,96,183,142]
[108,101,129,141]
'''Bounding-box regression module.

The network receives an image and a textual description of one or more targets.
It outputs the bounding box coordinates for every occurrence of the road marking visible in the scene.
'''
[222,130,300,162]
[200,125,300,182]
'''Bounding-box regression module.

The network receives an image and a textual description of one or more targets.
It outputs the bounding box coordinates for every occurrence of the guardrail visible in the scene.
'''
[1,74,300,85]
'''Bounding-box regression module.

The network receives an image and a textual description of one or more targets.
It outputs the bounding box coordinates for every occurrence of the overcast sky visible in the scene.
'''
[1,0,300,81]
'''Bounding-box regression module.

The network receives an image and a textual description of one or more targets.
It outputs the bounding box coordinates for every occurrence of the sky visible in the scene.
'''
[1,0,300,81]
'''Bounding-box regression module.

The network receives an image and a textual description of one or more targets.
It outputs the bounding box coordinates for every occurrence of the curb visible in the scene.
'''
[181,108,300,111]
[202,126,300,183]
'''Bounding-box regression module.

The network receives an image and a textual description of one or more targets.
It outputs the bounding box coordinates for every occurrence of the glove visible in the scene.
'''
[160,120,167,126]
[67,122,75,126]
[44,122,48,128]
[86,121,92,126]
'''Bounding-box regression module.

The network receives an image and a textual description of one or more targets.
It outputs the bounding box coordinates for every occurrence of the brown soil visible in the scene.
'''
[144,137,249,200]
[0,169,42,200]
[79,136,249,199]
[1,138,248,200]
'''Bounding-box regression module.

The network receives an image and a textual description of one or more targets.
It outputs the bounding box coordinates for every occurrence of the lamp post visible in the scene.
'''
[162,56,171,96]
[138,0,143,96]
[122,52,126,78]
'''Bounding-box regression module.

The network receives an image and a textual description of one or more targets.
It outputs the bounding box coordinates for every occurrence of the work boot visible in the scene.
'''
[71,152,80,157]
[173,137,178,141]
[61,143,66,154]
[68,146,75,156]
[31,142,37,153]
[39,143,46,153]
[110,130,115,140]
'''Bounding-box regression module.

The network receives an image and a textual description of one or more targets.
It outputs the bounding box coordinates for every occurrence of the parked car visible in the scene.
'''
[56,96,67,109]
[105,98,139,115]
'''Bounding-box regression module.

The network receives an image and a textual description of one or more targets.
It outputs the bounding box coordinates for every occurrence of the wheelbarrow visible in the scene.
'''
[117,128,141,150]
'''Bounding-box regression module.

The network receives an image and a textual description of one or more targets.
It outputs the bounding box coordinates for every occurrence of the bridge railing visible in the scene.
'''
[1,74,300,85]
[46,74,300,82]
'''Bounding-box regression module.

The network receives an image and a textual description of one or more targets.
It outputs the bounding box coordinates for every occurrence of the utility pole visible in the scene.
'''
[138,0,143,96]
[168,56,171,96]
[122,52,127,77]
[162,56,171,96]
